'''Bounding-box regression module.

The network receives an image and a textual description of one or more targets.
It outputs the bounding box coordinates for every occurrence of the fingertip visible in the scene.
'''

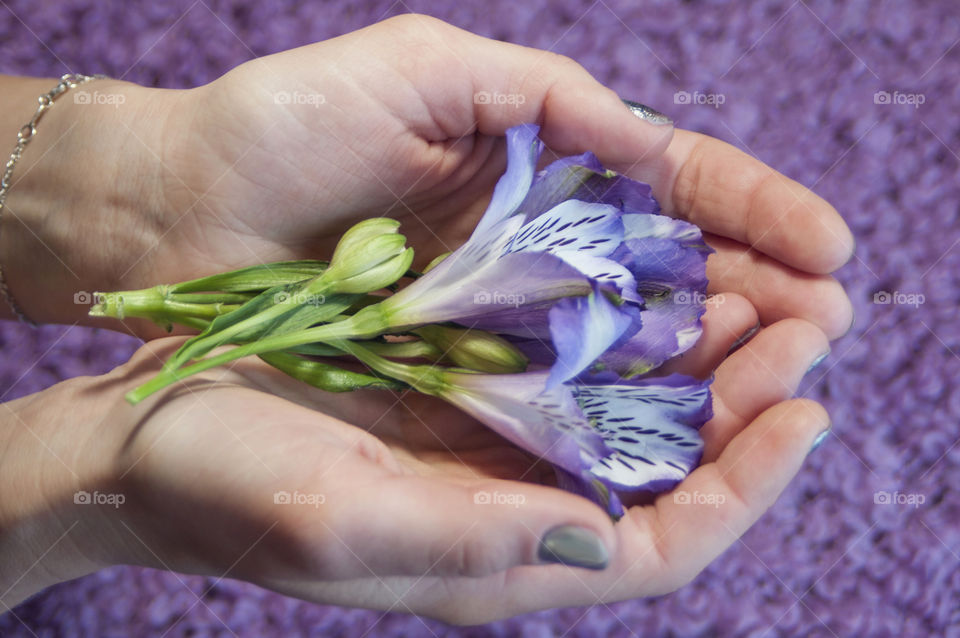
[822,282,855,340]
[771,317,831,366]
[706,292,759,347]
[718,398,830,507]
[515,482,619,569]
[657,292,758,378]
[712,318,829,429]
[803,198,857,275]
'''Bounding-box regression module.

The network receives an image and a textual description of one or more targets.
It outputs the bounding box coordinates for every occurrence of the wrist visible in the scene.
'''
[0,78,177,326]
[0,371,135,607]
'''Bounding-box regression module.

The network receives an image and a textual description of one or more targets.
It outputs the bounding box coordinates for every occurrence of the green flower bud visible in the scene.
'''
[331,217,401,264]
[414,325,529,374]
[422,251,451,274]
[326,233,406,281]
[335,247,415,294]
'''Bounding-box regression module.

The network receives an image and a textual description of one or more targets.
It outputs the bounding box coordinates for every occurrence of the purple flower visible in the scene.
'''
[381,124,712,386]
[439,369,713,518]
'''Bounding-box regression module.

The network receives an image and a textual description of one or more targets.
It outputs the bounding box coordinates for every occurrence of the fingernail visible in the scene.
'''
[809,429,830,454]
[807,350,831,374]
[728,321,761,354]
[621,99,673,126]
[538,525,609,570]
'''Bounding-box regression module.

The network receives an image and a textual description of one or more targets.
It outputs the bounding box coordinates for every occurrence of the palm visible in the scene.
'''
[108,315,827,624]
[159,63,508,278]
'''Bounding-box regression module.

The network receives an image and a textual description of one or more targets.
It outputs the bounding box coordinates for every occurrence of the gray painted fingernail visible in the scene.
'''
[809,429,830,454]
[621,99,673,125]
[807,350,831,374]
[538,526,609,570]
[728,321,761,354]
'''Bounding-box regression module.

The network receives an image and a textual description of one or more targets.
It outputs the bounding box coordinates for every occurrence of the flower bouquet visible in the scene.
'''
[91,124,714,520]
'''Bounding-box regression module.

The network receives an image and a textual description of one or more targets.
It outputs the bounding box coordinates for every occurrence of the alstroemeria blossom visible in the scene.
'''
[379,123,713,386]
[439,369,713,518]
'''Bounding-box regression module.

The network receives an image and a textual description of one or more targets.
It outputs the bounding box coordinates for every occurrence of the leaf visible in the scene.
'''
[171,261,328,293]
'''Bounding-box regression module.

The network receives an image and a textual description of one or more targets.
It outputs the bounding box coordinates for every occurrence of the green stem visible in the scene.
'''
[325,339,446,395]
[125,305,391,404]
[166,293,254,304]
[163,278,335,371]
[91,288,248,322]
[258,351,404,392]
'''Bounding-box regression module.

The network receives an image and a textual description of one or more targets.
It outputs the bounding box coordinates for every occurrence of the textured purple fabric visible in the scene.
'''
[2,0,959,636]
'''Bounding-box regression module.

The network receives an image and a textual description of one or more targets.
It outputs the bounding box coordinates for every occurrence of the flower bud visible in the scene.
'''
[323,218,412,294]
[422,251,451,274]
[335,247,415,294]
[331,218,401,264]
[414,325,529,374]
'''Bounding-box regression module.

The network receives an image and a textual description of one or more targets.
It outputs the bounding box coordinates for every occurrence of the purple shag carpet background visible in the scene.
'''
[2,1,959,636]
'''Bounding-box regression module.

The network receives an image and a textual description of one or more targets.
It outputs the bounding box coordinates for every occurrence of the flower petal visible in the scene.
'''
[443,371,610,475]
[554,466,626,520]
[599,213,714,375]
[519,152,660,220]
[474,124,544,237]
[615,213,712,292]
[598,294,706,377]
[574,374,713,492]
[546,288,636,389]
[554,251,639,303]
[506,200,623,258]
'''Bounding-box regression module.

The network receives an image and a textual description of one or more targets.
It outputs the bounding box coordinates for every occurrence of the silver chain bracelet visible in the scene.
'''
[0,73,107,325]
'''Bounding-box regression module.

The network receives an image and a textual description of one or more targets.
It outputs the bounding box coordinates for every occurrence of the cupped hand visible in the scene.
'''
[67,310,826,625]
[65,338,616,620]
[119,13,852,341]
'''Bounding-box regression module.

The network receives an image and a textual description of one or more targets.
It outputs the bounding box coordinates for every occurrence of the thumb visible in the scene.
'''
[324,474,619,579]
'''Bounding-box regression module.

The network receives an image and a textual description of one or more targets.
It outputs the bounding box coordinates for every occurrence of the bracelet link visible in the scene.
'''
[0,73,108,325]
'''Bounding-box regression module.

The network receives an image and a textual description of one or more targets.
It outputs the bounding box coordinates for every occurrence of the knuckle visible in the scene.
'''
[349,430,395,466]
[535,51,591,91]
[440,535,501,578]
[671,139,706,219]
[378,13,445,36]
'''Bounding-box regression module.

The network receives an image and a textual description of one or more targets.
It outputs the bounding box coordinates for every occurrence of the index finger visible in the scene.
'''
[620,129,855,275]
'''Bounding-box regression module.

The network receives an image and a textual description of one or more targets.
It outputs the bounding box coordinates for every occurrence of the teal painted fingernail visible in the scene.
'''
[807,350,830,374]
[538,526,609,570]
[810,429,830,454]
[621,99,673,125]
